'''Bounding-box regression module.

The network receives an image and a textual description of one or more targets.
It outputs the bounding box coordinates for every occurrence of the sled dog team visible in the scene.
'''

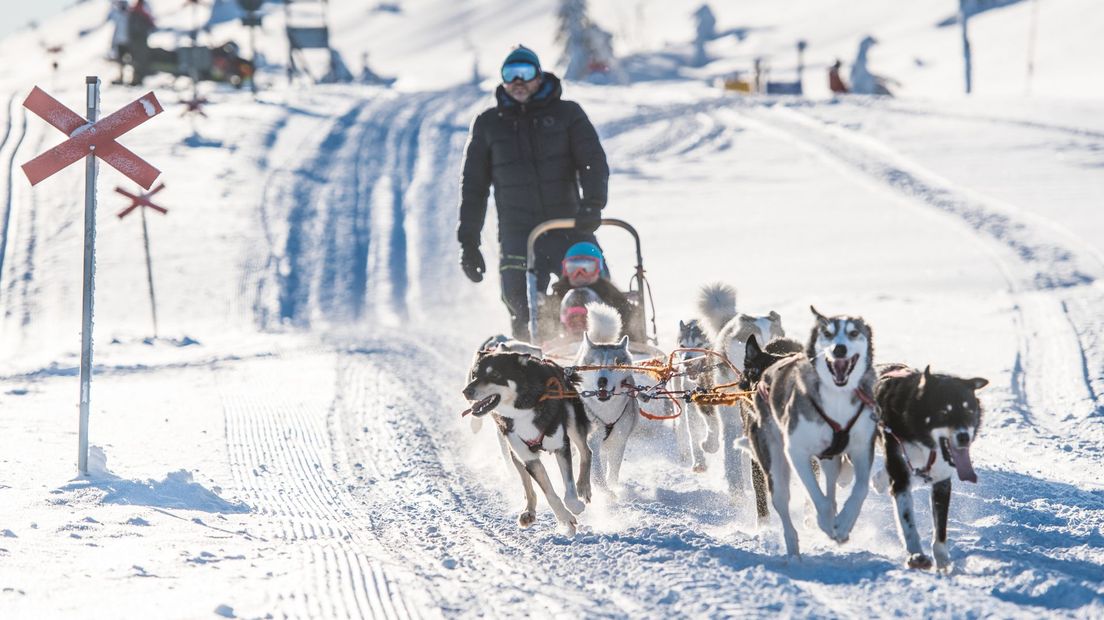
[462,283,988,570]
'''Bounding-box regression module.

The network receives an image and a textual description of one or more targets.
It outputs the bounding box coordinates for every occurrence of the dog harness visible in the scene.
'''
[594,380,636,440]
[809,397,868,460]
[760,382,875,460]
[492,413,547,453]
[883,426,937,483]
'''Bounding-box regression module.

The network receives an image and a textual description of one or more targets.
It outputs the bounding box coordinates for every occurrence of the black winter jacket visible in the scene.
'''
[457,73,609,246]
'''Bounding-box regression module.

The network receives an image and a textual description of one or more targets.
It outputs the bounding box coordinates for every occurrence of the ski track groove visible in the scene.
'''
[0,94,28,302]
[261,90,471,327]
[218,361,419,620]
[876,100,1104,142]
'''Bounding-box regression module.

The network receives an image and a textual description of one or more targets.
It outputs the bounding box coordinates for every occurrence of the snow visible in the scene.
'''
[0,0,1102,618]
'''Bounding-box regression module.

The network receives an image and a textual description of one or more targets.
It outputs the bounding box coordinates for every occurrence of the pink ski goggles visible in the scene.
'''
[562,255,601,286]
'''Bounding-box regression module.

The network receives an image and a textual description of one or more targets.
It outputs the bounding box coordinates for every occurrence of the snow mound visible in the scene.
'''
[67,451,249,514]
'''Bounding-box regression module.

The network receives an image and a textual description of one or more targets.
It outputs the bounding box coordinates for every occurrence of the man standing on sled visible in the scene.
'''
[456,45,610,340]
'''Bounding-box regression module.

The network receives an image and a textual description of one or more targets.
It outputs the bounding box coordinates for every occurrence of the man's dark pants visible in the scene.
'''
[499,229,598,341]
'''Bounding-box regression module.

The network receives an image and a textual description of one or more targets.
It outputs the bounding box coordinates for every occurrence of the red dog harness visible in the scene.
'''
[884,427,937,482]
[759,382,875,460]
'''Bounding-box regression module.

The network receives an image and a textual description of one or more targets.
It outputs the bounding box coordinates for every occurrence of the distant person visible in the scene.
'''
[457,45,610,340]
[828,59,848,94]
[108,1,130,76]
[126,0,156,85]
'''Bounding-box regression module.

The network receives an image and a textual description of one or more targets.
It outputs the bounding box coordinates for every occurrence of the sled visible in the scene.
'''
[146,42,254,88]
[525,218,663,363]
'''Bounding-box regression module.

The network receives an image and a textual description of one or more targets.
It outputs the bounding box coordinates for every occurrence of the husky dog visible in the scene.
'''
[873,364,987,570]
[748,306,876,557]
[739,335,804,522]
[463,352,591,534]
[673,319,719,472]
[575,303,638,489]
[468,335,543,434]
[698,283,785,497]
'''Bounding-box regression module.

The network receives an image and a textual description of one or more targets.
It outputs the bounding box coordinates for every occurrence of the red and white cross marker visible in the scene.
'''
[19,78,163,476]
[116,183,168,339]
[21,86,163,188]
[181,95,210,117]
[116,183,168,218]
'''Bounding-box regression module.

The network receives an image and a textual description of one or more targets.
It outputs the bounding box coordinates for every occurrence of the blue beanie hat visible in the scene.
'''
[503,45,541,73]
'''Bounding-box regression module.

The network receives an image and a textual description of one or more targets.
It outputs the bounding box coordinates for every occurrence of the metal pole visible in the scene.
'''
[78,76,100,476]
[139,206,159,338]
[959,0,973,95]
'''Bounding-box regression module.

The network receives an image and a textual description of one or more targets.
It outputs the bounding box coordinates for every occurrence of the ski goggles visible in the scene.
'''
[501,62,539,83]
[562,255,601,286]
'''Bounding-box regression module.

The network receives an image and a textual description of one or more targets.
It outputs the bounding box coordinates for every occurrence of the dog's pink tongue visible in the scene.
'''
[460,406,473,417]
[952,446,977,483]
[831,358,850,382]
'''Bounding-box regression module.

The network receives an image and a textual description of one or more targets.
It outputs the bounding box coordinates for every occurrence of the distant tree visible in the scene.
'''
[557,0,592,80]
[556,0,625,83]
[693,4,716,67]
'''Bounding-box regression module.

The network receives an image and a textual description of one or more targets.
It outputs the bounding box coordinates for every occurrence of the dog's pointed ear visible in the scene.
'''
[679,319,686,331]
[618,335,629,350]
[769,311,781,321]
[810,305,828,325]
[969,377,989,391]
[745,334,762,356]
[916,365,931,400]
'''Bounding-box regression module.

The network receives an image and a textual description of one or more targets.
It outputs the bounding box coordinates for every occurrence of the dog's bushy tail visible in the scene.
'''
[698,283,737,334]
[585,302,622,343]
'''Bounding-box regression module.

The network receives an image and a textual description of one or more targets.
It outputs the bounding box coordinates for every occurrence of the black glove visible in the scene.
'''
[460,244,485,283]
[575,206,602,234]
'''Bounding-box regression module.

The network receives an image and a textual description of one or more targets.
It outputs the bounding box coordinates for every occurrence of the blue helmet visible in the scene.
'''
[562,242,609,280]
[565,241,603,263]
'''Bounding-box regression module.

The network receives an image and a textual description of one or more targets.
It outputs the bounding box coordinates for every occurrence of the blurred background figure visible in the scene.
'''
[108,0,130,84]
[126,0,156,85]
[828,58,849,94]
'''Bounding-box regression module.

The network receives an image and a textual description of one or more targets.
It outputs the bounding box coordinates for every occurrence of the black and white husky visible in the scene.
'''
[699,283,785,497]
[463,352,592,534]
[673,319,719,472]
[748,307,877,557]
[873,364,987,570]
[467,335,543,435]
[575,303,639,490]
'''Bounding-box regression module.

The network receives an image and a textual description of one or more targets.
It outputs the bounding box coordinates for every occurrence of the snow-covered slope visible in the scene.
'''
[0,1,1102,618]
